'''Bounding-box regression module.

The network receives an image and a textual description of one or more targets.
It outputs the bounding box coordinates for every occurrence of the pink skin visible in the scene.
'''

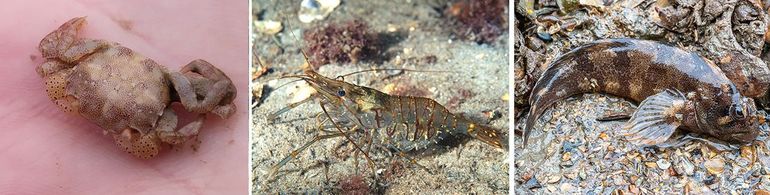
[0,1,246,194]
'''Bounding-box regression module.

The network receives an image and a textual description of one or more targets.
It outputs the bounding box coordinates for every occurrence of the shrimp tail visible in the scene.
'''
[470,124,506,149]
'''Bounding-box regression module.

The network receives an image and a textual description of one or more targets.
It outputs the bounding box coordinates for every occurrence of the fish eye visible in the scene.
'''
[337,89,346,96]
[731,104,746,119]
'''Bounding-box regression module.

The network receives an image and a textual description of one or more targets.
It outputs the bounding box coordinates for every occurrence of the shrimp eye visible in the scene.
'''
[337,89,346,96]
[731,104,746,119]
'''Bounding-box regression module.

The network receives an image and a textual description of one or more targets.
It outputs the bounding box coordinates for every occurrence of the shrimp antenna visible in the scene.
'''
[336,68,457,79]
[283,19,314,70]
[254,18,316,92]
[269,17,378,176]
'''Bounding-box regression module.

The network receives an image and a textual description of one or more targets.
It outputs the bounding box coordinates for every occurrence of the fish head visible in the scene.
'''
[695,91,760,144]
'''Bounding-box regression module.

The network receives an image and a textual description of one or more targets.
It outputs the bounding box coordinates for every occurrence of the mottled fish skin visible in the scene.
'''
[523,38,760,146]
[717,52,770,98]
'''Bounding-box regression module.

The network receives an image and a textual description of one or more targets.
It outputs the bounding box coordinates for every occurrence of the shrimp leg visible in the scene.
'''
[267,132,345,179]
[267,93,317,121]
[319,102,377,175]
[394,150,432,174]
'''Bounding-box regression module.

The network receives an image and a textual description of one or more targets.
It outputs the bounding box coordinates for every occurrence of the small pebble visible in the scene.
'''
[547,175,561,184]
[645,161,657,168]
[254,20,283,35]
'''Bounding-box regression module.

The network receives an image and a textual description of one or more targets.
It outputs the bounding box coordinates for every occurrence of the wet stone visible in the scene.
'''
[537,32,553,42]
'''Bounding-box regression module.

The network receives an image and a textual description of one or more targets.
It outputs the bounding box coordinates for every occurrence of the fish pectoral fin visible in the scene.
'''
[622,89,687,146]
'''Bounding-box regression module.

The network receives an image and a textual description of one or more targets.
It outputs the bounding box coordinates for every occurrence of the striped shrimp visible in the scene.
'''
[266,67,507,179]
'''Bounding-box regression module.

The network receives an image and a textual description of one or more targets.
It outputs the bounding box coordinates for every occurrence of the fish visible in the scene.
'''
[522,38,762,147]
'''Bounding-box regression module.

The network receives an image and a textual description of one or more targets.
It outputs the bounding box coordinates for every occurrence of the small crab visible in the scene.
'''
[36,17,237,159]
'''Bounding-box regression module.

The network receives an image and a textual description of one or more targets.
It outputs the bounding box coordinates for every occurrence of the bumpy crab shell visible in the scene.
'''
[60,45,171,135]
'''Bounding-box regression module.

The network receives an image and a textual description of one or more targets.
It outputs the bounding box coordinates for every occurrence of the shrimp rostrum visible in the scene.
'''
[266,68,507,178]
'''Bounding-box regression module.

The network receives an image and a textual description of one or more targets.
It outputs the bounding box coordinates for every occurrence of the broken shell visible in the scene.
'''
[289,83,317,104]
[704,158,725,175]
[298,0,341,23]
[252,83,264,107]
[741,145,756,159]
[678,158,695,176]
[598,132,608,140]
[657,159,671,170]
[254,20,283,35]
[561,152,572,162]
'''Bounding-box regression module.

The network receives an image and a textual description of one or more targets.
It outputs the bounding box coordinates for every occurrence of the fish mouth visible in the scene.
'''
[728,130,758,143]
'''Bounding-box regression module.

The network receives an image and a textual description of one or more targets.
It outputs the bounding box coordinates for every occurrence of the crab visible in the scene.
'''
[36,17,237,159]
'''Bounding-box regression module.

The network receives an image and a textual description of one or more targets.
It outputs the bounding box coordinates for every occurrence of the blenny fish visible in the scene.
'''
[523,38,762,147]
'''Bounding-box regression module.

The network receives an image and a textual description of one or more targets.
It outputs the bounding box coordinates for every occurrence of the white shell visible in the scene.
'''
[298,0,341,23]
[289,83,318,104]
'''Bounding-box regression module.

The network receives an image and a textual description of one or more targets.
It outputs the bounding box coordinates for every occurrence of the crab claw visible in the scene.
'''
[170,59,237,118]
[39,17,87,59]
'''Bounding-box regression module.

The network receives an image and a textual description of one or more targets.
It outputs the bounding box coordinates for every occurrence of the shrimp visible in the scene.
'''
[265,66,507,179]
